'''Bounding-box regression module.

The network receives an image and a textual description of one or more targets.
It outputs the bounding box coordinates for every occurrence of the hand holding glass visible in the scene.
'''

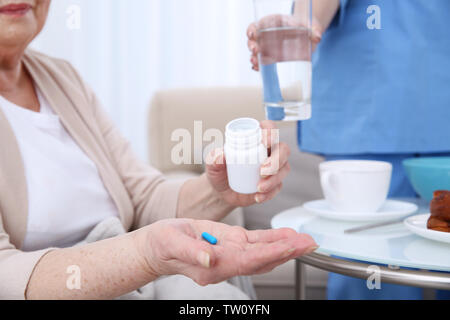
[252,0,312,121]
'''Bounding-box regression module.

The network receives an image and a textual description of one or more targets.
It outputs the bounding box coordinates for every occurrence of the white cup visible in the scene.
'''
[319,160,392,213]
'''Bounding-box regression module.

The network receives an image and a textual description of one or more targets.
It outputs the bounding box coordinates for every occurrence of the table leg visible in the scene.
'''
[295,259,306,300]
[423,288,436,300]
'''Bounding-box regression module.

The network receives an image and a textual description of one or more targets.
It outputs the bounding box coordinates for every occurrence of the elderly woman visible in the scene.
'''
[0,0,317,300]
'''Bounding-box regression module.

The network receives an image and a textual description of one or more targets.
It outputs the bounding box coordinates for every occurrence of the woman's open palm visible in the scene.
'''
[142,219,318,286]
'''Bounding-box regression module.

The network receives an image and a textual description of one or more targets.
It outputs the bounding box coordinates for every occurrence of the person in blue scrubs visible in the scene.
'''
[249,0,450,299]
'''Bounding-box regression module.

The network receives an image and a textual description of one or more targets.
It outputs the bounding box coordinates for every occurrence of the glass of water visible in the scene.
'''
[253,0,312,121]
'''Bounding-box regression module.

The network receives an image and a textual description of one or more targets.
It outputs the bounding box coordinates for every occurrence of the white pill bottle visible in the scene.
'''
[225,118,268,194]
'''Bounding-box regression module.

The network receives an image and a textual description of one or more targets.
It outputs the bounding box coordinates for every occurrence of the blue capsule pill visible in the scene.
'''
[202,232,218,245]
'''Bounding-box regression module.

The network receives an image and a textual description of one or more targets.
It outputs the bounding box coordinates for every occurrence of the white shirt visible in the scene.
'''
[0,90,119,251]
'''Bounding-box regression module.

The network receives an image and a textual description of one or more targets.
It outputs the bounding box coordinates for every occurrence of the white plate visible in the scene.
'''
[303,199,418,222]
[404,214,450,244]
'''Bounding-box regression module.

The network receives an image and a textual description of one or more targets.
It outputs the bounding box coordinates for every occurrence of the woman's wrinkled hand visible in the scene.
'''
[247,14,323,71]
[205,120,291,206]
[136,219,318,286]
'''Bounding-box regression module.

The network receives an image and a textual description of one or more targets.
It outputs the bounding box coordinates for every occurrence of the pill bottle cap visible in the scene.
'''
[225,118,262,150]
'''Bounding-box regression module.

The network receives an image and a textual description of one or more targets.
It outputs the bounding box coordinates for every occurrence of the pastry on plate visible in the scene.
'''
[428,190,450,232]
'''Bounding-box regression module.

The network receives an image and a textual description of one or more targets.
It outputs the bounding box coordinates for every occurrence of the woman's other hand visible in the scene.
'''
[205,120,291,207]
[136,219,318,286]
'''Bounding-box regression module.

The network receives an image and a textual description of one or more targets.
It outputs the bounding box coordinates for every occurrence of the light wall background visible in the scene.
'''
[31,0,260,160]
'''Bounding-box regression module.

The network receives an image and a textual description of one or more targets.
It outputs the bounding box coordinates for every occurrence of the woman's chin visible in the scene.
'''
[0,21,38,47]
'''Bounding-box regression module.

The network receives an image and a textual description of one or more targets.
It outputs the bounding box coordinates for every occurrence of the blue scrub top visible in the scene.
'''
[299,0,450,155]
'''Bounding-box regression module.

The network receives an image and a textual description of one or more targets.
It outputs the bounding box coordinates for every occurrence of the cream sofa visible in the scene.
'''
[148,86,328,299]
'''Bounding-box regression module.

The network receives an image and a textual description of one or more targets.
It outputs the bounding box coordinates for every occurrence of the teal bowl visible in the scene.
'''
[403,157,450,202]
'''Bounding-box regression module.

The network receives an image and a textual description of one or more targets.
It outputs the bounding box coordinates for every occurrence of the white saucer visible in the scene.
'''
[404,214,450,244]
[303,199,418,222]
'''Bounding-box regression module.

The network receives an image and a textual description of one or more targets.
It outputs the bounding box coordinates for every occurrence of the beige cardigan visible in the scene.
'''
[0,50,184,299]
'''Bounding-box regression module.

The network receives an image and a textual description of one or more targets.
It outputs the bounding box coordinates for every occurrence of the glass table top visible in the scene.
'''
[271,198,450,272]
